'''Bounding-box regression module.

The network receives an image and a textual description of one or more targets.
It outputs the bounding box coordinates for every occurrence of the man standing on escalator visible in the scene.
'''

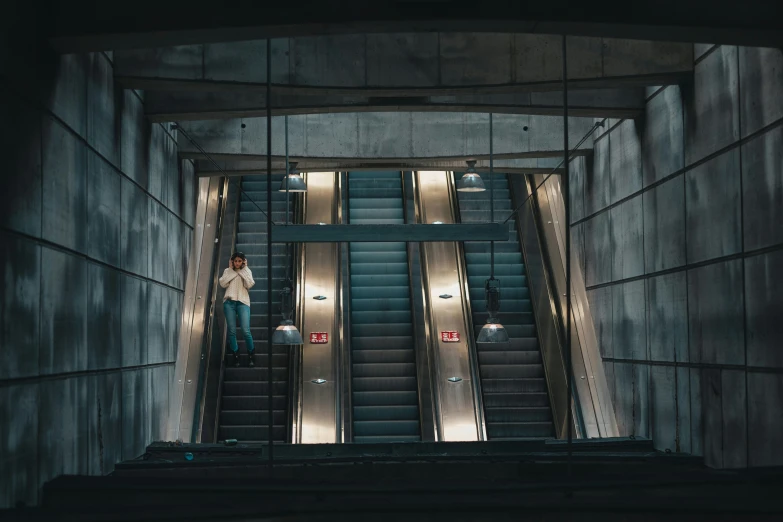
[219,252,256,367]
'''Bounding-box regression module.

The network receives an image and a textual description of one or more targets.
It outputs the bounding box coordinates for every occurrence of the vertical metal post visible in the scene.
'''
[266,38,274,465]
[489,113,494,279]
[562,34,573,477]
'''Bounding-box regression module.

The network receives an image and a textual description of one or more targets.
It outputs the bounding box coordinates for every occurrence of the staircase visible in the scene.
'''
[218,174,292,443]
[348,172,421,443]
[456,172,554,440]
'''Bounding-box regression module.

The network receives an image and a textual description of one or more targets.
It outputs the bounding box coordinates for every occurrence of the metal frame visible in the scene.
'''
[339,172,353,443]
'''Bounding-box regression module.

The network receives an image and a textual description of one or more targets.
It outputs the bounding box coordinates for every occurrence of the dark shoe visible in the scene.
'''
[247,354,255,368]
[232,352,240,367]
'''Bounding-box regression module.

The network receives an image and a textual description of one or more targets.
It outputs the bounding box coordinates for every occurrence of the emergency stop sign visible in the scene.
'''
[310,332,328,344]
[441,331,460,342]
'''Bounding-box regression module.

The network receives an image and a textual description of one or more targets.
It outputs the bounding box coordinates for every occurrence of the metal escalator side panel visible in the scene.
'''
[415,171,482,442]
[296,172,341,444]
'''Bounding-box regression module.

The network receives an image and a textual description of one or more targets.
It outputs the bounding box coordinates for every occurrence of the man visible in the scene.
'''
[219,252,256,367]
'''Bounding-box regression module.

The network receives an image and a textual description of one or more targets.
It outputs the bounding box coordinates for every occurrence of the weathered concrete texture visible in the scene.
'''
[609,119,642,203]
[121,275,148,367]
[147,123,168,202]
[745,250,783,369]
[739,47,783,138]
[0,92,42,238]
[87,52,120,167]
[0,383,39,507]
[741,126,783,251]
[611,280,646,360]
[700,368,722,467]
[685,149,742,264]
[642,85,684,187]
[694,44,716,61]
[114,34,692,93]
[149,365,172,441]
[121,369,149,461]
[610,196,644,280]
[568,156,587,223]
[40,248,87,375]
[178,113,596,160]
[86,262,122,371]
[44,53,88,138]
[646,272,688,363]
[165,133,180,215]
[167,212,183,289]
[676,367,692,454]
[643,176,685,272]
[584,210,611,287]
[1,235,41,381]
[684,46,740,165]
[148,198,169,284]
[650,365,676,452]
[613,363,634,435]
[585,136,610,215]
[120,90,149,187]
[166,289,183,363]
[42,116,87,252]
[87,373,123,476]
[87,150,121,266]
[587,287,613,359]
[120,177,149,277]
[720,370,748,469]
[147,283,167,365]
[687,259,745,366]
[748,373,783,466]
[181,160,197,226]
[689,368,703,456]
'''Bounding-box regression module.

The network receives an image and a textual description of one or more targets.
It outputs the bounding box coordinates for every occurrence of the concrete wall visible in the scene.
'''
[572,45,783,468]
[0,50,196,507]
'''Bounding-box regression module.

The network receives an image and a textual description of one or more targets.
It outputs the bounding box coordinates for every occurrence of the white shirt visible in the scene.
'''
[219,267,255,307]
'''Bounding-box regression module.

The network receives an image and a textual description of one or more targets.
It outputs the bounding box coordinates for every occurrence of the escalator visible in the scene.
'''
[457,173,554,440]
[348,172,421,443]
[217,174,292,443]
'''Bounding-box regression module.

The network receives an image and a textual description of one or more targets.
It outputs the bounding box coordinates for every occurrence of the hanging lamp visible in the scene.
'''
[279,161,307,192]
[456,160,486,192]
[476,113,508,344]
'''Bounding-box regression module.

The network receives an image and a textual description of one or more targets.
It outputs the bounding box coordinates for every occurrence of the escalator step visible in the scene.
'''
[353,420,421,436]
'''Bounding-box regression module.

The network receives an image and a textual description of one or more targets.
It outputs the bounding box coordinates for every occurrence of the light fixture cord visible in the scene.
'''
[489,113,495,280]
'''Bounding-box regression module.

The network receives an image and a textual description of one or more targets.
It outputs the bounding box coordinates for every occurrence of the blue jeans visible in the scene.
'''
[223,300,254,354]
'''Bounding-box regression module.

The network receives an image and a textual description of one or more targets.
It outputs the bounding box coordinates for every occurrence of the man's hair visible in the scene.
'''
[231,252,246,261]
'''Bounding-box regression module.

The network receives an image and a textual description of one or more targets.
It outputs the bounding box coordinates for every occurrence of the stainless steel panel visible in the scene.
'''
[298,172,340,444]
[415,171,480,442]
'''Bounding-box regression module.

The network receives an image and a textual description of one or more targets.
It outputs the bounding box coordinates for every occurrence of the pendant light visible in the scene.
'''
[456,160,486,192]
[272,115,304,345]
[476,113,508,344]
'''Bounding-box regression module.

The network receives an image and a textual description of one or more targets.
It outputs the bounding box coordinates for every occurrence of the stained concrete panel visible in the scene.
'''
[87,151,121,266]
[181,222,193,290]
[0,95,42,238]
[149,365,171,441]
[609,120,642,203]
[643,176,685,273]
[585,136,610,215]
[612,280,646,360]
[205,39,289,84]
[148,198,169,284]
[745,250,783,368]
[168,213,183,289]
[694,44,716,61]
[688,259,745,366]
[440,33,511,86]
[42,116,87,252]
[587,287,613,359]
[613,362,634,436]
[121,275,148,367]
[361,112,411,158]
[44,53,88,138]
[568,156,587,223]
[147,123,167,202]
[685,150,742,264]
[147,282,167,365]
[38,377,89,488]
[120,90,149,187]
[689,368,703,456]
[748,373,783,467]
[0,383,39,508]
[166,289,183,363]
[515,35,602,82]
[1,235,40,380]
[721,370,747,469]
[634,363,650,437]
[165,135,180,215]
[87,52,120,167]
[642,85,684,187]
[120,176,149,277]
[646,272,688,363]
[87,263,121,371]
[676,367,692,454]
[684,46,740,165]
[739,46,783,138]
[121,369,149,461]
[116,44,202,80]
[291,35,366,87]
[571,222,586,277]
[40,248,87,375]
[742,126,783,251]
[700,368,722,467]
[367,33,438,87]
[603,39,692,77]
[610,195,644,280]
[181,160,196,227]
[87,372,122,475]
[303,113,360,158]
[584,211,611,286]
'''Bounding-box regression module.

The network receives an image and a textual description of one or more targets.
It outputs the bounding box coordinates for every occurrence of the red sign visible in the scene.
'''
[310,332,329,344]
[441,331,460,343]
